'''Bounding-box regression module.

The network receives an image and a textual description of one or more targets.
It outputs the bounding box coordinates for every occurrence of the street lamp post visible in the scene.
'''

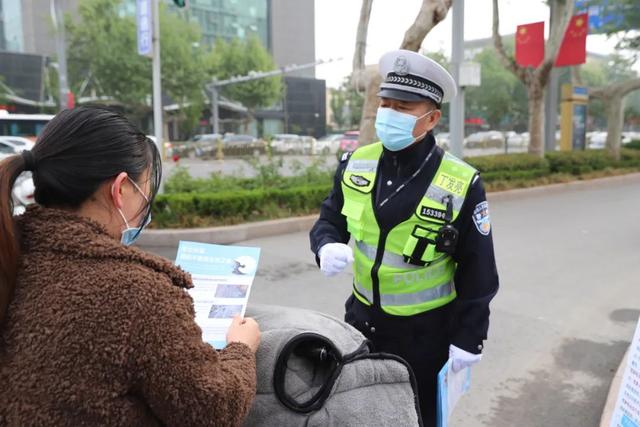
[449,0,465,158]
[206,58,340,136]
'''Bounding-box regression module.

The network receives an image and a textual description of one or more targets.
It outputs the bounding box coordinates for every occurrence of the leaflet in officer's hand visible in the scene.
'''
[175,241,261,349]
[437,359,471,427]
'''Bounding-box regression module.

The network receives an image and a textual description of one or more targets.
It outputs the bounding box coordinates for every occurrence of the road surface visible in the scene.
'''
[144,175,640,426]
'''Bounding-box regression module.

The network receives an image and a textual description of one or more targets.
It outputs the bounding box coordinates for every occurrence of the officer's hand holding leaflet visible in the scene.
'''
[319,243,354,277]
[449,344,482,373]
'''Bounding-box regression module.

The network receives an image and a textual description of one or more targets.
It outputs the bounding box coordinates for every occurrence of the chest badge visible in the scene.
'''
[350,175,371,187]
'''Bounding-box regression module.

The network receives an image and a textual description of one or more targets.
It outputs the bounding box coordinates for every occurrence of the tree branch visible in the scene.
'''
[352,0,373,73]
[491,0,528,84]
[536,0,575,81]
[591,77,640,99]
[400,0,452,51]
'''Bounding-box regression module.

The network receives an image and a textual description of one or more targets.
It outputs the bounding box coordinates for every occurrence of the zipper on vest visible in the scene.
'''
[371,229,389,308]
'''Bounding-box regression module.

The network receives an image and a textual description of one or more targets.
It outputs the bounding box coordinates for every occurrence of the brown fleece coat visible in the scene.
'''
[0,206,256,426]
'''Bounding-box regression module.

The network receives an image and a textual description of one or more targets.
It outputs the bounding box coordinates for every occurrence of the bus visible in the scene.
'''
[0,110,54,140]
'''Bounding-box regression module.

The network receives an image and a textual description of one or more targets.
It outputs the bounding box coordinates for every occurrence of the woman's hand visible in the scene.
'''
[226,316,261,353]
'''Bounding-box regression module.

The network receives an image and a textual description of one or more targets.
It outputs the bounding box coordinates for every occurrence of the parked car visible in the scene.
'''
[174,134,222,158]
[464,131,504,149]
[222,134,265,156]
[435,132,450,151]
[270,134,304,154]
[504,131,526,147]
[339,131,360,154]
[622,132,640,144]
[588,132,607,149]
[301,136,317,155]
[314,134,342,155]
[0,136,35,153]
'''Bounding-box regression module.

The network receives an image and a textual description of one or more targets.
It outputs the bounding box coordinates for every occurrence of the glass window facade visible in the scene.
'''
[122,0,269,48]
[171,0,268,48]
[0,0,24,52]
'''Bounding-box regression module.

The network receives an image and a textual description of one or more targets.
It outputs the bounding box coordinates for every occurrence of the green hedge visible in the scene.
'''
[625,140,640,150]
[154,149,640,228]
[465,153,550,183]
[153,184,332,228]
[465,149,640,182]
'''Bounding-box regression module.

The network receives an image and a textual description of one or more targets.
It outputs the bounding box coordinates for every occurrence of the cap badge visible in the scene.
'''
[393,56,409,76]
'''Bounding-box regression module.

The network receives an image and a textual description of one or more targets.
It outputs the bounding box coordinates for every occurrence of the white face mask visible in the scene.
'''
[113,177,151,246]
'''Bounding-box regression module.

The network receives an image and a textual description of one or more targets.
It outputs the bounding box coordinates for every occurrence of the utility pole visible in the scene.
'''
[449,0,465,158]
[51,0,69,110]
[544,3,559,153]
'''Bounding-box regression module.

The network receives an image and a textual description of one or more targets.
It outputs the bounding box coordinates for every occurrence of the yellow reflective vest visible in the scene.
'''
[341,142,477,316]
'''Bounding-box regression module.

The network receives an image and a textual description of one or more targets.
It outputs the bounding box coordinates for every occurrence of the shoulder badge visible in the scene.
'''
[473,201,491,236]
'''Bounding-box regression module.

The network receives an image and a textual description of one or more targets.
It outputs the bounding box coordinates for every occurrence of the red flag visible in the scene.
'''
[66,91,75,109]
[515,22,545,67]
[555,14,588,67]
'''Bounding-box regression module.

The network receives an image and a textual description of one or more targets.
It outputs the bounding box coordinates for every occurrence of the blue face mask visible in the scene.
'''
[375,107,434,152]
[116,178,151,246]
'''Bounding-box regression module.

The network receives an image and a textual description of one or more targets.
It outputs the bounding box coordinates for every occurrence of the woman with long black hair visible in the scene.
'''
[0,107,260,426]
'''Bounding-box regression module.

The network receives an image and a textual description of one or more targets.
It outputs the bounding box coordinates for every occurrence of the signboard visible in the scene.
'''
[136,0,152,57]
[459,62,481,87]
[572,104,587,150]
[610,317,640,427]
[575,0,625,34]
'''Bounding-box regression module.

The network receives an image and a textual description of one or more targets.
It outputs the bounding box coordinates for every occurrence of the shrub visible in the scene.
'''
[545,150,616,174]
[465,153,550,183]
[153,184,332,228]
[624,140,640,150]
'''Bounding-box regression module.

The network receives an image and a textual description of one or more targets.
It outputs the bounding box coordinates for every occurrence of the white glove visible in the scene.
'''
[449,344,482,373]
[318,243,354,277]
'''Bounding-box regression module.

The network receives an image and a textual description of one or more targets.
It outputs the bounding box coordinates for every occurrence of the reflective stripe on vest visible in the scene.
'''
[341,142,477,316]
[355,240,423,270]
[354,280,455,306]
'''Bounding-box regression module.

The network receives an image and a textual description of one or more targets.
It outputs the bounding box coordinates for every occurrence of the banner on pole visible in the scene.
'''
[136,0,152,57]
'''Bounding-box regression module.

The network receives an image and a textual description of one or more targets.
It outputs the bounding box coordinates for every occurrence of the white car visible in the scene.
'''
[0,136,35,154]
[622,132,640,144]
[504,131,526,147]
[464,131,505,148]
[270,134,308,154]
[588,132,607,149]
[314,134,342,155]
[0,136,35,153]
[435,132,450,150]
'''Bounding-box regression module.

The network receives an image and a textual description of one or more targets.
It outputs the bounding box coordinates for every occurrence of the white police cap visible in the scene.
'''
[378,49,456,106]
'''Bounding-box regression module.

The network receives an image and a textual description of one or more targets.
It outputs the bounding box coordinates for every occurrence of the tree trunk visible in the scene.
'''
[358,0,452,146]
[605,94,624,161]
[527,83,545,157]
[359,70,382,145]
[591,78,640,161]
[492,0,575,157]
[353,0,373,74]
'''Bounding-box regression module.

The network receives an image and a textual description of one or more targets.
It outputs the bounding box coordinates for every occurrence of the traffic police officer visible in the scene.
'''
[309,50,499,425]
